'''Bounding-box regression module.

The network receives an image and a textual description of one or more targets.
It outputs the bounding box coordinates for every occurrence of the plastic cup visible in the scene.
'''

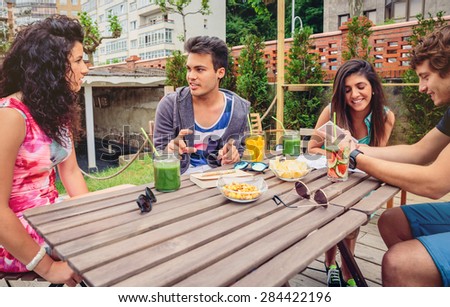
[153,153,181,192]
[282,130,301,156]
[243,133,265,162]
[325,138,350,182]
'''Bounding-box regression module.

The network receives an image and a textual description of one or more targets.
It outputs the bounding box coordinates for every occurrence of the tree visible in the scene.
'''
[221,49,238,92]
[165,50,188,88]
[284,27,325,129]
[226,0,276,46]
[285,0,323,36]
[342,16,373,62]
[236,34,269,117]
[78,11,122,65]
[401,12,447,143]
[156,0,211,42]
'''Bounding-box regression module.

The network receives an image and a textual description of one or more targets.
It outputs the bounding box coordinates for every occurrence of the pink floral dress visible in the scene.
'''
[0,97,71,272]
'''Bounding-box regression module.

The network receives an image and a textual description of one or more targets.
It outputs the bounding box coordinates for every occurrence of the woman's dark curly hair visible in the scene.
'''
[0,15,84,146]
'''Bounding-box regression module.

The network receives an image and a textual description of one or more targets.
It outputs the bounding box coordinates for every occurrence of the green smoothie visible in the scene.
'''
[283,135,301,156]
[154,157,181,192]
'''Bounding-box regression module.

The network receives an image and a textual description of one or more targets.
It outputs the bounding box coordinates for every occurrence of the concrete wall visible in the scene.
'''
[91,86,164,144]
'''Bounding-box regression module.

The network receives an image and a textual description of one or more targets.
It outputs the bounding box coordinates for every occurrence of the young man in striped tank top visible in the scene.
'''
[154,36,250,174]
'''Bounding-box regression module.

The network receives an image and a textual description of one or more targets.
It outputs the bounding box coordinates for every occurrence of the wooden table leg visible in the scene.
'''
[337,240,368,287]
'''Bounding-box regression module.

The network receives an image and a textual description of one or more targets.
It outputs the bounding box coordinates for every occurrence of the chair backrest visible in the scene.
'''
[249,113,263,133]
[299,128,314,154]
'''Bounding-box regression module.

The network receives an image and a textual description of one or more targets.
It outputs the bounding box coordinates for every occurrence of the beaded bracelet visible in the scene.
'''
[26,246,47,271]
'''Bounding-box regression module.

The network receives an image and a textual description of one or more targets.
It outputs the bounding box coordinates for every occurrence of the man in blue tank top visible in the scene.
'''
[351,25,450,287]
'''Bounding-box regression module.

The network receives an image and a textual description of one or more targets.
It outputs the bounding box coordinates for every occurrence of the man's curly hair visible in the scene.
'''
[411,25,450,78]
[0,15,85,145]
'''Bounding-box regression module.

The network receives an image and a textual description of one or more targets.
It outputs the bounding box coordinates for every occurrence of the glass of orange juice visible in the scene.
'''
[243,133,265,162]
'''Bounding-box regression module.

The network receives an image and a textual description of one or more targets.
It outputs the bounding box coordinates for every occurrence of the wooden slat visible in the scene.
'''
[91,198,324,286]
[174,206,344,286]
[328,176,381,209]
[231,210,367,286]
[350,184,400,215]
[320,172,370,200]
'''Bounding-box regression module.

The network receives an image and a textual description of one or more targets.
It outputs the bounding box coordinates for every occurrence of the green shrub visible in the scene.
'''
[342,16,373,63]
[236,34,270,120]
[284,27,325,129]
[165,50,188,88]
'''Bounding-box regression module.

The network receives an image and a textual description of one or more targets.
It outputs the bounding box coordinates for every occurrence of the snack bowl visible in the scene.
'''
[269,157,311,181]
[217,176,267,203]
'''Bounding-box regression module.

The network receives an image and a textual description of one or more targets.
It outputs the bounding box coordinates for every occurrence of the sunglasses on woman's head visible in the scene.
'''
[234,161,268,172]
[136,187,157,213]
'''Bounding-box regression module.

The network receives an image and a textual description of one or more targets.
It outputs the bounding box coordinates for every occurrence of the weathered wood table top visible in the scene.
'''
[24,163,399,287]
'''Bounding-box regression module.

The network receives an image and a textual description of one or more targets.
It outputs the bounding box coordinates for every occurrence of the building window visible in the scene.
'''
[71,0,78,5]
[338,14,350,27]
[409,0,423,19]
[385,0,423,21]
[131,39,137,49]
[130,20,137,30]
[60,0,67,4]
[139,28,173,48]
[364,10,376,23]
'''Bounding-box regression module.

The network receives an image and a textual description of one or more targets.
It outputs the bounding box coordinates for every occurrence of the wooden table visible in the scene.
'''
[24,165,399,287]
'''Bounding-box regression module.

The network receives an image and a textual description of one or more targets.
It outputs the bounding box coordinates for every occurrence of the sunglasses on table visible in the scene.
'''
[136,187,157,213]
[234,161,268,172]
[272,181,328,209]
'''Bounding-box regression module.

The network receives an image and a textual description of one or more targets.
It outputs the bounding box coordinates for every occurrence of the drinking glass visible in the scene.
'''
[243,133,265,162]
[325,138,350,182]
[282,130,301,156]
[153,153,181,192]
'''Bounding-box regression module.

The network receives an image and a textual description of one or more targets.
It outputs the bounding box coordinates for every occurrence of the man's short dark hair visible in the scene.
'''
[411,25,450,78]
[184,36,228,72]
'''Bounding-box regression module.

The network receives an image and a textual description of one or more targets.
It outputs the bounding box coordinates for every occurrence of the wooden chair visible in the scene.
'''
[249,113,263,133]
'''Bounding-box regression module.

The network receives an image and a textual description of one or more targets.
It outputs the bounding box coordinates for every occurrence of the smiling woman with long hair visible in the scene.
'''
[0,15,89,286]
[308,59,395,287]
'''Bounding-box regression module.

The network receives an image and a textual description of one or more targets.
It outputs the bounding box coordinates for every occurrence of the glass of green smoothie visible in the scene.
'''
[153,153,181,192]
[282,130,301,156]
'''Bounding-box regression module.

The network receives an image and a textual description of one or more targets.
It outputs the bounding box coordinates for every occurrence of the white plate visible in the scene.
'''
[222,194,261,203]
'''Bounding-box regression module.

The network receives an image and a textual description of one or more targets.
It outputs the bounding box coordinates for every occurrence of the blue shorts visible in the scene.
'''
[402,203,450,286]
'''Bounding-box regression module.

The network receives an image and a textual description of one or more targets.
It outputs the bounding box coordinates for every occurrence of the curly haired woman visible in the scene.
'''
[0,15,88,286]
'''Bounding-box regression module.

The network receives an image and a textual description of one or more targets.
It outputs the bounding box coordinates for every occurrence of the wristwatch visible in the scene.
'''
[349,149,363,170]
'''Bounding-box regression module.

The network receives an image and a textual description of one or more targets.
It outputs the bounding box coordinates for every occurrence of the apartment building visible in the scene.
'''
[324,0,450,32]
[3,0,80,30]
[81,0,225,65]
[57,0,82,18]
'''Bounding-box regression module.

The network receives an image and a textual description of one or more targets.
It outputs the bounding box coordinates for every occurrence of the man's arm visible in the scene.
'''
[359,128,449,165]
[356,128,450,198]
[153,96,177,152]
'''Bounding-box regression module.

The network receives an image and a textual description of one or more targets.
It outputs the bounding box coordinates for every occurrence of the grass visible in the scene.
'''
[56,154,154,195]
